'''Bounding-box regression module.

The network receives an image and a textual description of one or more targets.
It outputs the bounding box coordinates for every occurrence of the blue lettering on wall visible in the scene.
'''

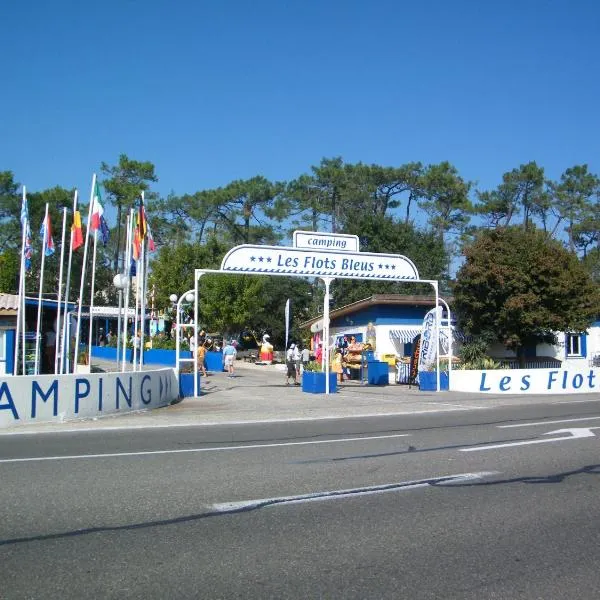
[98,377,103,411]
[479,372,491,391]
[159,376,164,400]
[547,371,559,389]
[499,376,511,391]
[31,380,59,418]
[116,376,132,409]
[520,375,530,391]
[75,378,91,413]
[588,370,596,388]
[141,375,152,405]
[0,381,19,420]
[573,374,584,389]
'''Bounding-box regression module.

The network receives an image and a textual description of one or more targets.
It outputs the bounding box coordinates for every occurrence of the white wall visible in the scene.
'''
[0,368,179,429]
[451,367,600,394]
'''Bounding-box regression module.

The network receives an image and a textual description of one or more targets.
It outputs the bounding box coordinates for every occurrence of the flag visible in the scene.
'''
[71,210,84,250]
[132,211,141,261]
[90,181,104,230]
[21,193,32,270]
[130,256,137,277]
[417,306,441,375]
[147,220,156,252]
[285,298,290,350]
[99,215,110,247]
[137,197,147,241]
[39,213,55,257]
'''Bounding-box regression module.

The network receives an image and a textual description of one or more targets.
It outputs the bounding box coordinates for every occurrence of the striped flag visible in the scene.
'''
[39,212,55,257]
[90,181,104,230]
[20,192,32,270]
[147,220,156,252]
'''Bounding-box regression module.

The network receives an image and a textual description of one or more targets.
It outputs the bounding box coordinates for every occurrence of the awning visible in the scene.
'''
[389,328,421,343]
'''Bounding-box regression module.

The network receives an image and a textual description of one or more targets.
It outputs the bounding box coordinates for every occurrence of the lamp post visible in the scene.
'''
[113,273,128,371]
[173,290,197,397]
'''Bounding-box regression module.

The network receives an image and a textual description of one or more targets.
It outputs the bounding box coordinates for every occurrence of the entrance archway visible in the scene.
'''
[182,232,440,397]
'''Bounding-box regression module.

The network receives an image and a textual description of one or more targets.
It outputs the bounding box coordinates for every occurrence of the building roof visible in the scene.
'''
[0,294,19,314]
[300,294,453,330]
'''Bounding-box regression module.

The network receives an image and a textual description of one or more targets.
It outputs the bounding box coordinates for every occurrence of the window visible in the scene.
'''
[566,333,585,358]
[0,330,5,360]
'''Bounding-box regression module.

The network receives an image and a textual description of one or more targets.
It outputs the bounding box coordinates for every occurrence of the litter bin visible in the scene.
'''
[367,361,388,385]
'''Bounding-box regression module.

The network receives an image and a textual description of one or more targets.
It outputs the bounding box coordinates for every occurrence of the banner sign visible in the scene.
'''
[0,368,178,428]
[418,306,441,373]
[293,231,359,253]
[220,245,420,281]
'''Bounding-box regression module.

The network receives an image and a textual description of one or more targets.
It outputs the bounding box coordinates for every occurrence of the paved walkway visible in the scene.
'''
[4,359,600,435]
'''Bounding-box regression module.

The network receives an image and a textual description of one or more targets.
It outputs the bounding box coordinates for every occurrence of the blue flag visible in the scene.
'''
[99,215,110,247]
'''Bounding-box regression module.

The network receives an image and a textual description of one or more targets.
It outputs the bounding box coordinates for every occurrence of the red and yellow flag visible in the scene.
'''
[71,210,84,251]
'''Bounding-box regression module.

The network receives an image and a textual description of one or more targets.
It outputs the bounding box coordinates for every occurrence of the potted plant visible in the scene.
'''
[301,361,337,394]
[178,362,201,398]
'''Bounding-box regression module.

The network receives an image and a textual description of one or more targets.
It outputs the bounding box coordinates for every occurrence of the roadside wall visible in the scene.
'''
[451,366,600,394]
[0,368,179,429]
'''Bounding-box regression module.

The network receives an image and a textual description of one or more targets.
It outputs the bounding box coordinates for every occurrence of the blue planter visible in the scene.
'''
[419,371,449,391]
[179,372,201,397]
[144,349,192,366]
[205,351,224,372]
[302,371,338,394]
[367,361,389,385]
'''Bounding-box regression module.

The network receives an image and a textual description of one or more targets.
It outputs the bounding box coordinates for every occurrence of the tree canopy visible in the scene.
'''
[453,226,600,365]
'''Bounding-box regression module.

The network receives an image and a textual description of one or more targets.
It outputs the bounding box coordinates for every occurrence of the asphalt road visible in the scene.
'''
[2,400,600,599]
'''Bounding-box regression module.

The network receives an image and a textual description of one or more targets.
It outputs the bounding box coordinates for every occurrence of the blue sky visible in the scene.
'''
[2,0,599,211]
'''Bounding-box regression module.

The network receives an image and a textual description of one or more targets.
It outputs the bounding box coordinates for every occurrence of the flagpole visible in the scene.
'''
[61,190,78,374]
[75,173,96,373]
[121,211,134,371]
[34,203,50,375]
[87,228,99,367]
[139,207,149,369]
[14,186,27,375]
[140,232,149,368]
[132,248,141,372]
[54,207,67,374]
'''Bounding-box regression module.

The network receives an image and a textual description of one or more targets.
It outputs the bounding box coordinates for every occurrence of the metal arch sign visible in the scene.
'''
[220,244,420,281]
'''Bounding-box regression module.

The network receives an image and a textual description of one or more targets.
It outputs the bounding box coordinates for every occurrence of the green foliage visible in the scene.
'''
[148,237,228,309]
[0,250,19,293]
[458,339,488,364]
[101,154,158,272]
[453,226,600,362]
[303,360,322,372]
[331,213,448,304]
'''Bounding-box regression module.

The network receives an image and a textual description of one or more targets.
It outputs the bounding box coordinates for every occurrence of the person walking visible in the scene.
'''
[196,339,208,377]
[222,339,237,377]
[292,343,302,385]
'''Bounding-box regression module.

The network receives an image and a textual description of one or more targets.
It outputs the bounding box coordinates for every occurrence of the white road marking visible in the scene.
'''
[210,472,499,512]
[0,433,411,464]
[0,411,470,437]
[461,427,599,452]
[499,416,600,428]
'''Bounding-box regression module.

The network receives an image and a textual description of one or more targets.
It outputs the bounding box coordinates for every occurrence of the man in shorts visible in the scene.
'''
[222,340,237,377]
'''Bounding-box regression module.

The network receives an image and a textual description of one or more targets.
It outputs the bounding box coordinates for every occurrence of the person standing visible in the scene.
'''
[222,339,237,377]
[301,346,310,370]
[285,343,296,385]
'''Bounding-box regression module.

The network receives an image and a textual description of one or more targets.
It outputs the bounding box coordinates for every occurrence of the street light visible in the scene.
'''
[113,273,128,371]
